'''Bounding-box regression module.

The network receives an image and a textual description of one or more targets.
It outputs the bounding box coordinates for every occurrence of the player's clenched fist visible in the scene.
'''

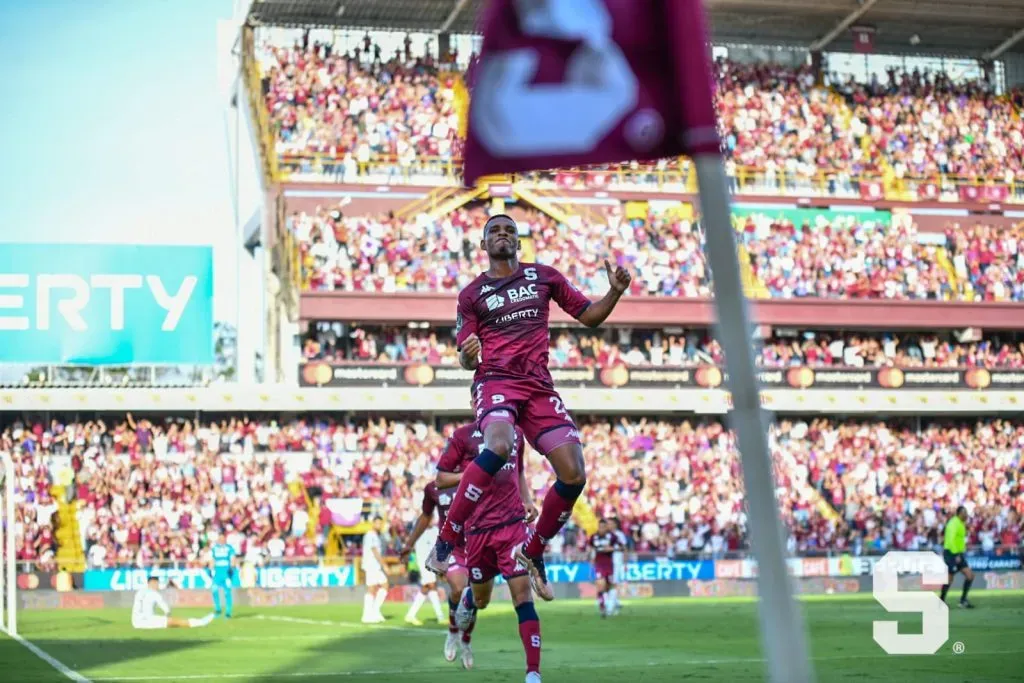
[460,333,482,367]
[604,259,632,294]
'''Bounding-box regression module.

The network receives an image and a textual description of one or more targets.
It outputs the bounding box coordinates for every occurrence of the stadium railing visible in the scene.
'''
[276,153,1024,204]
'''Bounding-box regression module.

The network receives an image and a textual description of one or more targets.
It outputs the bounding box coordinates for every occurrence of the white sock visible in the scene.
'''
[407,592,426,619]
[608,588,618,609]
[427,590,444,620]
[189,614,214,628]
[374,587,387,616]
[363,593,375,620]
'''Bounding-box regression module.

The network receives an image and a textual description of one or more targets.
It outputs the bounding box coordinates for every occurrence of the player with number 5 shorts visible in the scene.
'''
[401,443,475,668]
[434,420,542,682]
[427,214,632,607]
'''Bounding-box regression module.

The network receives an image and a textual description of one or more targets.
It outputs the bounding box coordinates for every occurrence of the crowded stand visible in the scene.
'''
[3,414,1021,568]
[260,39,1024,190]
[294,201,1024,301]
[304,323,1024,370]
[294,206,709,297]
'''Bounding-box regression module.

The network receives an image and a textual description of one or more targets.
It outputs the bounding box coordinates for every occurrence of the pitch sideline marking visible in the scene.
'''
[87,649,1024,681]
[3,629,93,682]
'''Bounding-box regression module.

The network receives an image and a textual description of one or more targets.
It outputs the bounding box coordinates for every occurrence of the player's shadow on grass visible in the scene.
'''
[0,638,211,680]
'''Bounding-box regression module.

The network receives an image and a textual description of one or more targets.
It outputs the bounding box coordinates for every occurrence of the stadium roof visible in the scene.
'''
[245,0,1024,58]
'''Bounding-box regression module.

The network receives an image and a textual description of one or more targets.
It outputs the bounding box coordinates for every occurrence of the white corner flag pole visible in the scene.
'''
[693,154,814,683]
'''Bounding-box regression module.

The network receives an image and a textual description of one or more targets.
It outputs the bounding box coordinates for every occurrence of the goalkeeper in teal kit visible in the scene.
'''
[209,533,237,618]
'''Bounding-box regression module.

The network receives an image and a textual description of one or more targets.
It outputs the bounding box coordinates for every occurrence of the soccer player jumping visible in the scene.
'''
[427,213,631,600]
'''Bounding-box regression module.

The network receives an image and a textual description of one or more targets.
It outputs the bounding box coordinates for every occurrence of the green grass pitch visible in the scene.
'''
[2,592,1022,682]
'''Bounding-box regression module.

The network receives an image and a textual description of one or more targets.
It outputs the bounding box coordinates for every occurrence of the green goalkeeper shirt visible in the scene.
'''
[944,516,966,554]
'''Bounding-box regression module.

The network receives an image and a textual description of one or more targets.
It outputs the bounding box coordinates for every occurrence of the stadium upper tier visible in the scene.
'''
[261,42,1024,196]
[295,204,1024,301]
[6,415,1021,564]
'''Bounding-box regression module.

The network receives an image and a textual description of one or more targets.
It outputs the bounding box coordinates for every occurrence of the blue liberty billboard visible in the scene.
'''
[0,244,213,364]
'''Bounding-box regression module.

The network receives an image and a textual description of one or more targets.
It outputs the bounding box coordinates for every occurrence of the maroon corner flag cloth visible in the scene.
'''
[462,0,721,185]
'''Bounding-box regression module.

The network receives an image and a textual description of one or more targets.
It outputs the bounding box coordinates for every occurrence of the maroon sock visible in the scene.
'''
[524,483,580,556]
[597,591,606,614]
[439,461,496,543]
[516,605,541,674]
[461,612,476,643]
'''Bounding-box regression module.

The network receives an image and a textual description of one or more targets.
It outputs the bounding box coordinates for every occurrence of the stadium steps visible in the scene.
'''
[573,498,600,536]
[240,26,281,184]
[422,185,490,222]
[737,243,770,299]
[512,185,575,225]
[51,486,86,573]
[393,186,463,221]
[936,246,970,300]
[812,492,843,526]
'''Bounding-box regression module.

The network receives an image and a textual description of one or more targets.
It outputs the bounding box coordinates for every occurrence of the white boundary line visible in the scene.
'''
[3,629,93,682]
[87,649,1024,681]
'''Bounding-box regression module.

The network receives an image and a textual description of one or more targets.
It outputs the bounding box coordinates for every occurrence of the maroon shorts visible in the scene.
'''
[472,376,582,454]
[594,561,615,583]
[465,520,531,584]
[447,547,469,577]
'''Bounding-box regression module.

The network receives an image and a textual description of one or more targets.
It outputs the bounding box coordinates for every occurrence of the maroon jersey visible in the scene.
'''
[590,531,618,572]
[438,423,527,533]
[455,263,590,386]
[421,481,457,531]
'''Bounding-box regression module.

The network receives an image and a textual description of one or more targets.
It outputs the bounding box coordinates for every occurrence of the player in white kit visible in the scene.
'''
[132,576,214,630]
[403,524,446,625]
[361,517,390,624]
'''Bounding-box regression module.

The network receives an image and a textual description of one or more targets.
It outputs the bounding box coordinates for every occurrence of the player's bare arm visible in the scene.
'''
[519,463,539,523]
[459,333,481,371]
[576,260,632,328]
[401,512,433,559]
[436,471,462,488]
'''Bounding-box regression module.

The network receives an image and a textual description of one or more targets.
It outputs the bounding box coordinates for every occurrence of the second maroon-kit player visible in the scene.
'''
[427,213,631,599]
[435,421,543,679]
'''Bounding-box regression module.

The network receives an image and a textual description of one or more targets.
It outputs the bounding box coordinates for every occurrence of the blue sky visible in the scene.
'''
[0,0,236,319]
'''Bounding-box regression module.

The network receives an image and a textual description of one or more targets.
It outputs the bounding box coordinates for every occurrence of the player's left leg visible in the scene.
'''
[595,576,608,617]
[373,582,389,620]
[445,558,470,662]
[515,386,586,601]
[211,583,223,617]
[508,574,542,682]
[605,576,619,615]
[223,582,234,618]
[406,584,430,626]
[168,615,215,628]
[959,562,975,608]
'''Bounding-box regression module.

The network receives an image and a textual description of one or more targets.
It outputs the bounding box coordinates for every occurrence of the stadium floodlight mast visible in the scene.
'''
[0,451,16,636]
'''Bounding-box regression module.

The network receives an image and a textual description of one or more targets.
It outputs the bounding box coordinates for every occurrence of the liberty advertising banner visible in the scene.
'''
[0,244,213,364]
[495,559,714,585]
[83,565,356,591]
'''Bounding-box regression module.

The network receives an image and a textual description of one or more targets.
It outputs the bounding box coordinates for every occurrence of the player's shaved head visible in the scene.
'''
[483,213,516,236]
